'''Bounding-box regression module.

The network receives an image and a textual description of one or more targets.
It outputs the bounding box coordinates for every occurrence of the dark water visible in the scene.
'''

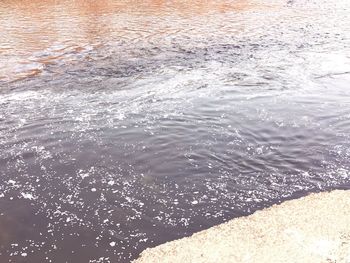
[1,0,350,262]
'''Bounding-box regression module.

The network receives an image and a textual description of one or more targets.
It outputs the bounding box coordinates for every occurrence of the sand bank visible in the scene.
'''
[134,190,350,263]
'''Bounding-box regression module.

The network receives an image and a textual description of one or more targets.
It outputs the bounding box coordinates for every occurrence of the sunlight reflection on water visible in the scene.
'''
[0,0,350,262]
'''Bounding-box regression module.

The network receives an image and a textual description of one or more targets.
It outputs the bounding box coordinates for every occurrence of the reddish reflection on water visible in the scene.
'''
[0,0,260,82]
[1,0,350,262]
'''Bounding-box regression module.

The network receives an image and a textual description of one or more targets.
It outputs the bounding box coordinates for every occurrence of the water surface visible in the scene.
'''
[1,0,350,262]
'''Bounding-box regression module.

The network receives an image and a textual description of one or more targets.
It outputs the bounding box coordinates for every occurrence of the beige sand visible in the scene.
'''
[134,190,350,263]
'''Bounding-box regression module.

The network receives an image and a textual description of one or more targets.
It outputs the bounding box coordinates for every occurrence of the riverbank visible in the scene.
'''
[134,190,350,263]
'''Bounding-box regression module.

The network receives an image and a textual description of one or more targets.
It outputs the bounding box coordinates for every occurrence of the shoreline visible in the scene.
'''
[134,190,350,263]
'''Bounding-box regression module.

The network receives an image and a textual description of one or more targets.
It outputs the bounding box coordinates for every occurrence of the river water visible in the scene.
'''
[0,0,350,262]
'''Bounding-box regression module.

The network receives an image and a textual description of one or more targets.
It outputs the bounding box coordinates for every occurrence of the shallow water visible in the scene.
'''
[1,0,350,262]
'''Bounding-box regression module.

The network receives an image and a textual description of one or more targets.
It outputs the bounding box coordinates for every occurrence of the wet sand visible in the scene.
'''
[134,190,350,263]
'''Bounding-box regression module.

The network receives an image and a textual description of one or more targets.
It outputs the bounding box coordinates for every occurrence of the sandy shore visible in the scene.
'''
[134,190,350,263]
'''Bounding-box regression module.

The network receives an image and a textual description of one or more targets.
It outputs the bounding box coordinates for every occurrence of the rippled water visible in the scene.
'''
[1,0,350,262]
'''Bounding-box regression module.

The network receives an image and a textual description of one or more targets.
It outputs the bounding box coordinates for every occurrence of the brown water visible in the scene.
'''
[1,0,350,262]
[0,0,256,82]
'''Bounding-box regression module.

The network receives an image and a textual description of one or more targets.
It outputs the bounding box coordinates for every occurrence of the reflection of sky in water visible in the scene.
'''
[0,0,350,262]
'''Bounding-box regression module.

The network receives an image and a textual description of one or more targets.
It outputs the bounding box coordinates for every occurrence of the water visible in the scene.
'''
[1,0,350,262]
